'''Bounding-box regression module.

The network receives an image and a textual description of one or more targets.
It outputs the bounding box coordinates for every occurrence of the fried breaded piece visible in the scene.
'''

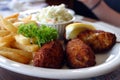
[77,30,116,52]
[33,40,64,69]
[66,39,96,68]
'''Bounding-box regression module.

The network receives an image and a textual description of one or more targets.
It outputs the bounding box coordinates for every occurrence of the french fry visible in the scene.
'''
[0,33,15,47]
[0,47,33,64]
[0,42,10,47]
[4,13,19,23]
[14,35,39,52]
[12,41,39,52]
[4,13,19,20]
[0,14,39,64]
[6,18,18,23]
[21,15,32,23]
[0,30,10,37]
[0,15,17,33]
[0,30,15,47]
[14,34,31,45]
[13,21,24,27]
[0,33,15,43]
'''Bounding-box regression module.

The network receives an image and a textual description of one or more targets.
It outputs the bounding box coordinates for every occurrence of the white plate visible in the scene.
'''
[0,21,120,79]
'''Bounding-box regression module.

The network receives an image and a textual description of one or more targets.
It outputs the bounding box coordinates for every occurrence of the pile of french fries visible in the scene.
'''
[0,13,39,64]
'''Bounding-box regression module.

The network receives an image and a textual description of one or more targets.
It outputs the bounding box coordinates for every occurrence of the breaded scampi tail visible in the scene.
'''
[33,40,64,69]
[66,39,96,68]
[77,30,116,52]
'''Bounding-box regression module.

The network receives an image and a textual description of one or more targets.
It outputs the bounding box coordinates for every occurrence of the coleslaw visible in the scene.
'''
[32,4,73,24]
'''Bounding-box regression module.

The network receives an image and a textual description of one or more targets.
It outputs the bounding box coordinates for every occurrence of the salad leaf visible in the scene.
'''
[18,21,58,47]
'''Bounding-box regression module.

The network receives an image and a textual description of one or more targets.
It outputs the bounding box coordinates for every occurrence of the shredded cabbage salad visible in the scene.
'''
[33,4,73,24]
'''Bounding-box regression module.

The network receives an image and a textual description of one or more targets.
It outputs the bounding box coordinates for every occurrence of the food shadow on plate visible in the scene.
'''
[95,43,119,65]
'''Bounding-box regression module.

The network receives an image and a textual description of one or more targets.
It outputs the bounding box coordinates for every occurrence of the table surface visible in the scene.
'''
[0,9,120,80]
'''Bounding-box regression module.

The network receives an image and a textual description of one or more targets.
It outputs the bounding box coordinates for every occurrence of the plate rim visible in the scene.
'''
[0,47,120,79]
